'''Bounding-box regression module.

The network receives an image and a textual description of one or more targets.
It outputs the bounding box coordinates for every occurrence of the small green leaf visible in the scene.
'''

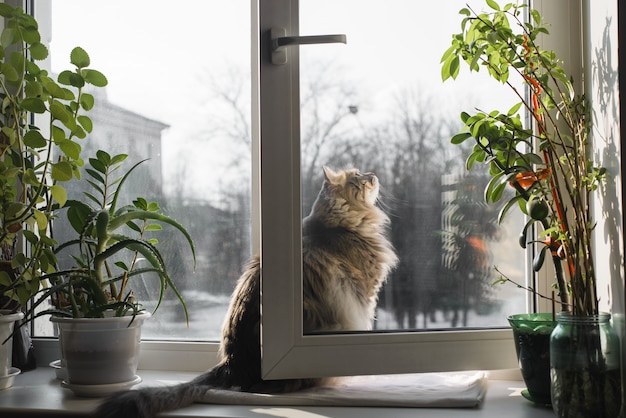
[89,158,107,174]
[442,54,461,82]
[70,47,90,68]
[507,102,523,116]
[82,69,108,87]
[0,271,11,286]
[52,125,67,142]
[498,194,525,224]
[96,149,112,165]
[0,62,18,82]
[0,4,15,18]
[72,125,86,139]
[20,97,46,114]
[126,221,142,233]
[115,261,129,271]
[23,230,38,245]
[33,209,48,231]
[24,80,43,98]
[42,77,70,98]
[466,151,479,170]
[23,130,47,148]
[492,277,507,286]
[50,184,68,207]
[110,154,128,165]
[69,72,85,88]
[440,45,456,63]
[451,132,472,145]
[530,9,541,24]
[26,60,42,77]
[85,168,105,184]
[59,140,82,160]
[50,100,71,123]
[22,26,41,45]
[486,0,500,11]
[23,168,39,186]
[0,28,16,48]
[490,181,507,203]
[80,93,95,110]
[29,43,48,60]
[77,115,93,133]
[57,70,73,86]
[51,161,74,181]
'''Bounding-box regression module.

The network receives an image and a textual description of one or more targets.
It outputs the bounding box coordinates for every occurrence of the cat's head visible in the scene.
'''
[307,166,387,230]
[322,166,379,207]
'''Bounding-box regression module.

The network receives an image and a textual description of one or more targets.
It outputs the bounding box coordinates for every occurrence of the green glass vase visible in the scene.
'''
[508,313,556,405]
[550,312,622,418]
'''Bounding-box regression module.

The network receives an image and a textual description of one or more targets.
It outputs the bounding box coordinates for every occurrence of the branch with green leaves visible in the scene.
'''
[441,1,604,315]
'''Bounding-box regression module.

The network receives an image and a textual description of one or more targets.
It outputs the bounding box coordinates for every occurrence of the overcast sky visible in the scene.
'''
[48,0,519,198]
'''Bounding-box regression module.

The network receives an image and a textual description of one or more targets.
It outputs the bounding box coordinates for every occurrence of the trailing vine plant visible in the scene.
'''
[441,0,604,315]
[0,4,107,310]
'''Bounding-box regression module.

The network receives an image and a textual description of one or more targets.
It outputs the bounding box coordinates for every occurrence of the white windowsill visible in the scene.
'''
[0,366,557,418]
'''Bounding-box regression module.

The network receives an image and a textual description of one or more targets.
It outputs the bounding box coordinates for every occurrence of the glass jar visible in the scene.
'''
[550,312,622,418]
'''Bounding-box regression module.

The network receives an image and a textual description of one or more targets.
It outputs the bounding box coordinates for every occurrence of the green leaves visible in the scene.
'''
[0,6,109,315]
[39,149,196,320]
[445,1,604,315]
[83,69,108,87]
[485,0,500,11]
[51,161,74,182]
[450,132,471,145]
[28,42,47,60]
[70,47,90,68]
[441,46,460,81]
[23,130,46,148]
[20,97,46,113]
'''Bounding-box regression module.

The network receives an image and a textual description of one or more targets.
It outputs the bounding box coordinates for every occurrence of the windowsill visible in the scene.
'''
[0,367,557,418]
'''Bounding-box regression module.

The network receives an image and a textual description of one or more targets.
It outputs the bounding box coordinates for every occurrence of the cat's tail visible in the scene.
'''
[91,363,229,418]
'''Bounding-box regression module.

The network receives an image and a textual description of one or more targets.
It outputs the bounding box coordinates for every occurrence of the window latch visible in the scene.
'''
[270,28,346,65]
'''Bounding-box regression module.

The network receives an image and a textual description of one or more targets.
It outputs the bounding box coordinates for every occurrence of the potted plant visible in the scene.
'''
[8,149,196,395]
[0,3,106,385]
[441,1,620,416]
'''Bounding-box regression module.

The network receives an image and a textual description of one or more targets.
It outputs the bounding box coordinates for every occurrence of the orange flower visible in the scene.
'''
[511,168,550,189]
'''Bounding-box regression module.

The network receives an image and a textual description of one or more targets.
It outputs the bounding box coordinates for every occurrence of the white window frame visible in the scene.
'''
[256,0,522,380]
[256,0,623,380]
[28,0,623,376]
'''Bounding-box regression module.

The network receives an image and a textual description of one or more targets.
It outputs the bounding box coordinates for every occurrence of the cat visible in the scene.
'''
[93,166,398,418]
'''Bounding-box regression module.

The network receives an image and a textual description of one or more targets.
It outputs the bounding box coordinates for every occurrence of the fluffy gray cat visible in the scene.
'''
[93,167,397,418]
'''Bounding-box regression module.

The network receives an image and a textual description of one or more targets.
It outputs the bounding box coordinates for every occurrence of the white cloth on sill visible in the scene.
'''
[198,371,488,408]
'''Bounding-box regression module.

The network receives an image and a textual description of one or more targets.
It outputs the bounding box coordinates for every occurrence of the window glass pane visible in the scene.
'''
[35,1,251,341]
[299,0,526,331]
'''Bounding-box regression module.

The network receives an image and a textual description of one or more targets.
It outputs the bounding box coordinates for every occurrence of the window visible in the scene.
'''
[257,0,528,379]
[257,0,623,380]
[28,0,622,377]
[34,0,252,343]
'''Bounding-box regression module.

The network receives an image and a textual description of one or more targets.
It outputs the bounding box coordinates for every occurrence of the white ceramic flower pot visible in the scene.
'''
[51,312,150,386]
[0,311,24,390]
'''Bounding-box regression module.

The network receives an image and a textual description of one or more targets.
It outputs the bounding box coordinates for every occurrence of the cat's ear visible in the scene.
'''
[323,166,337,184]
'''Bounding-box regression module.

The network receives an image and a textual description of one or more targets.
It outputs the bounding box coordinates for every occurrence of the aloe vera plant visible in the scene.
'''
[21,150,195,319]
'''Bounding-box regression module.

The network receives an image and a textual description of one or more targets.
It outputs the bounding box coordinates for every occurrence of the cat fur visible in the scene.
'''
[93,167,397,418]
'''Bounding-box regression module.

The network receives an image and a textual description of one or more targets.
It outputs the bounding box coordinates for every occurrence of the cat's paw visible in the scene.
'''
[92,389,152,418]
